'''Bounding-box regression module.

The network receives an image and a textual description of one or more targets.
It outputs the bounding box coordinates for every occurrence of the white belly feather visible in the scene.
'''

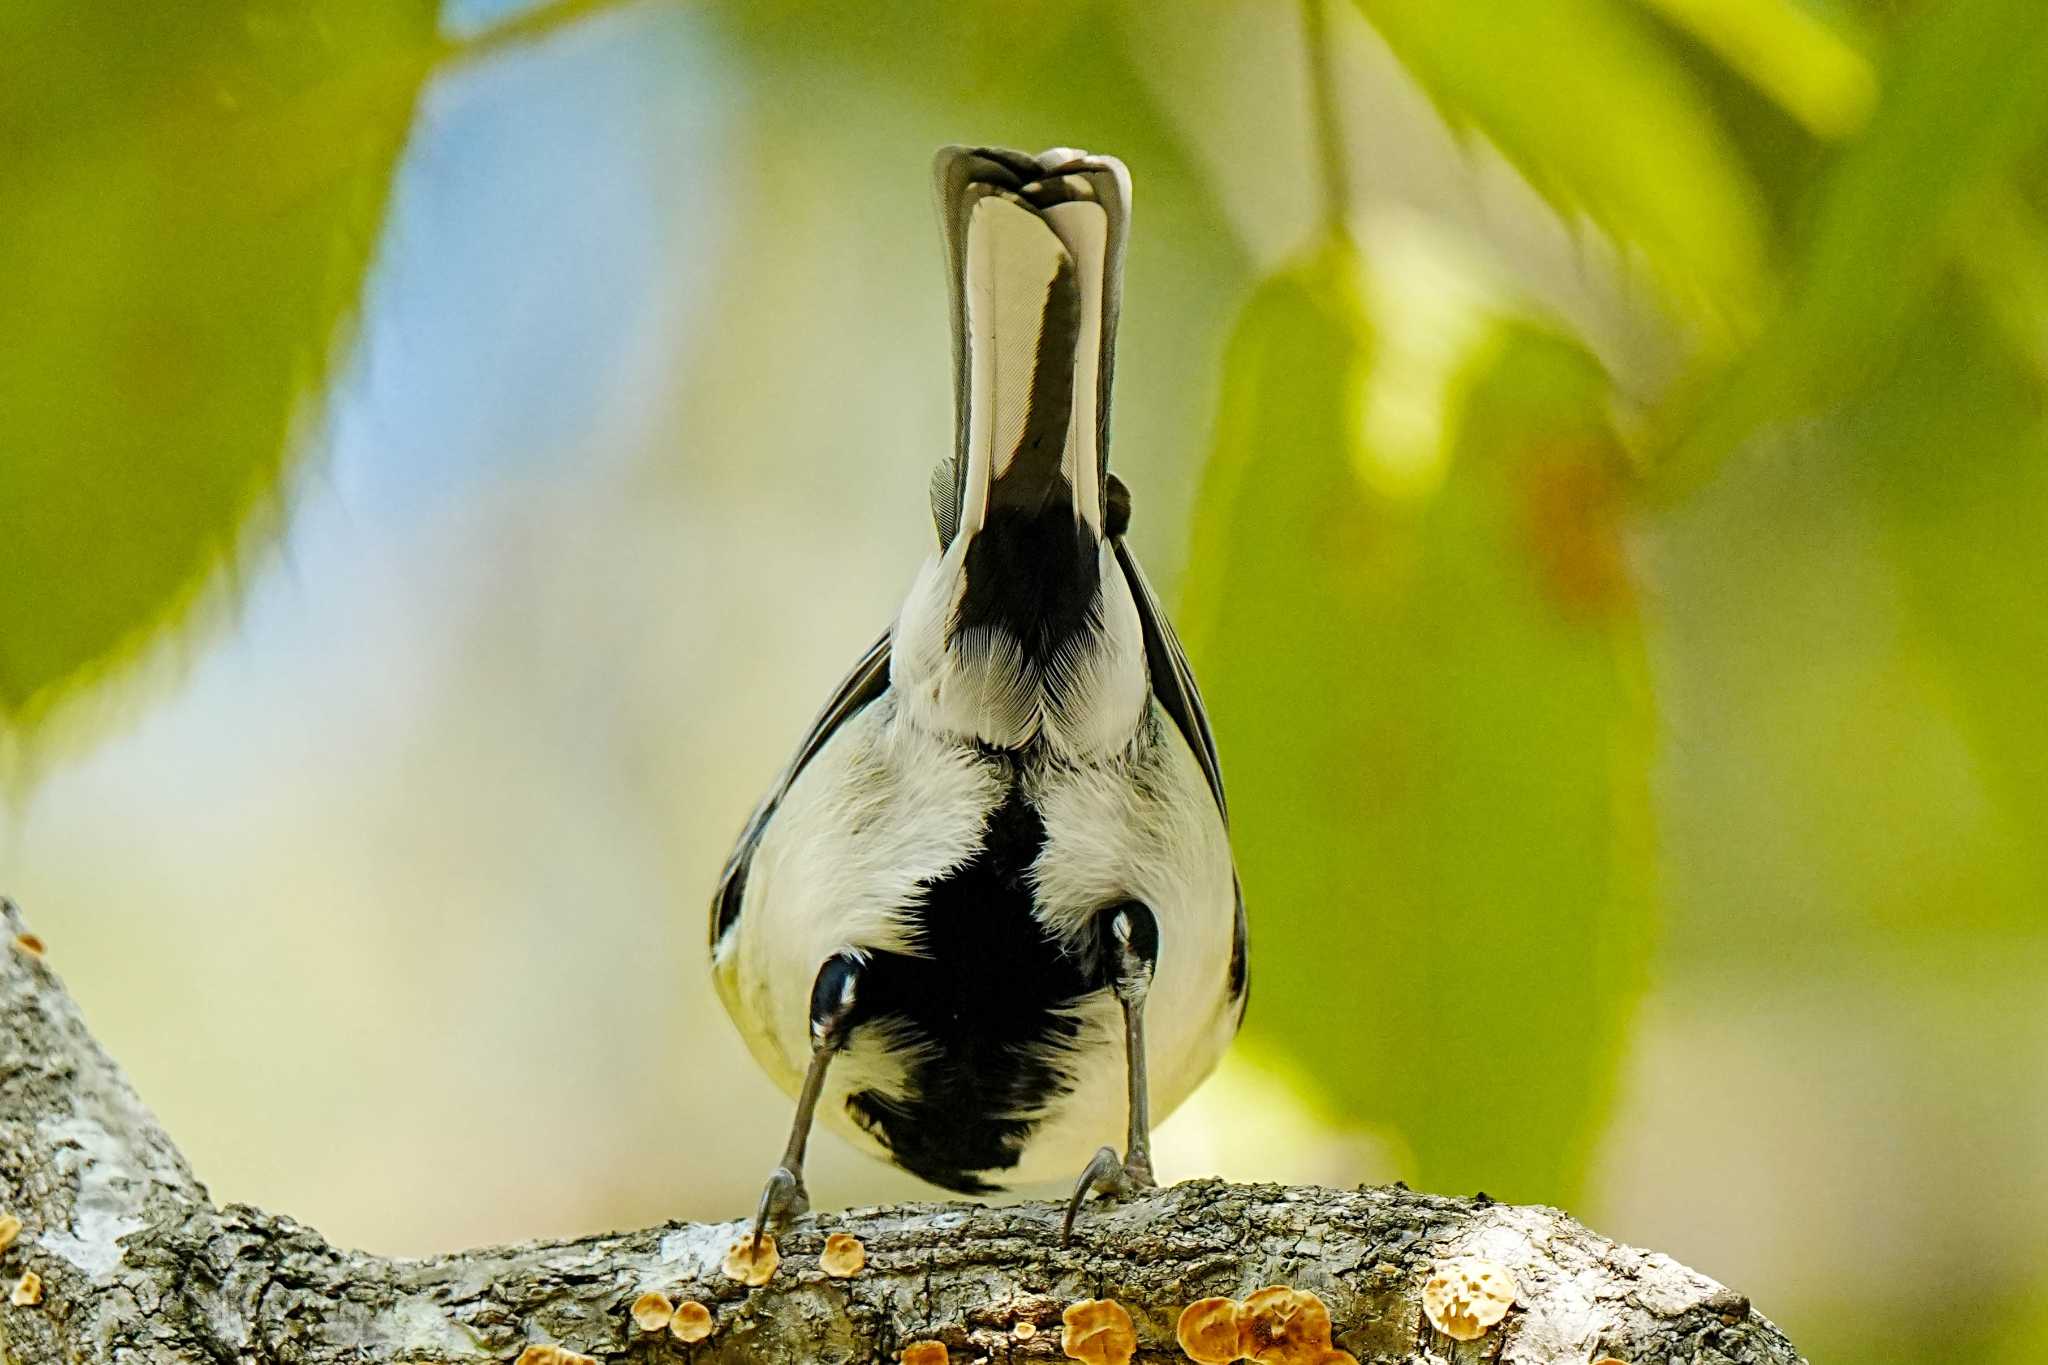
[712,693,1239,1185]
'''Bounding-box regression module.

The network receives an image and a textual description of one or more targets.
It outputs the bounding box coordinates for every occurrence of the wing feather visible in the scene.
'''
[708,630,893,948]
[1114,540,1227,822]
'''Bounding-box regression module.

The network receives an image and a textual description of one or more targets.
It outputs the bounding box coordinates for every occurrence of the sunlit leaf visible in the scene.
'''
[1956,190,2048,386]
[1183,248,1655,1204]
[1176,242,1387,859]
[1631,0,1877,140]
[0,0,438,743]
[1350,0,1768,328]
[1671,0,2048,479]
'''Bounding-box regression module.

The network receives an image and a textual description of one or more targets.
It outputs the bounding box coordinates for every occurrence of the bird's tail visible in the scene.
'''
[930,146,1130,550]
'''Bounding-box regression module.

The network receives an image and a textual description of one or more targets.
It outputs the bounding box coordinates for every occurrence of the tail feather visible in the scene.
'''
[962,193,1078,538]
[932,146,1130,549]
[1042,199,1106,537]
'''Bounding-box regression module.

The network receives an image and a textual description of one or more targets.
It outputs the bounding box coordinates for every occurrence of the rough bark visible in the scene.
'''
[0,897,1804,1365]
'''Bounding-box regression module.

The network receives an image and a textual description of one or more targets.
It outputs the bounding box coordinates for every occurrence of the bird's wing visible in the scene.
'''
[708,629,894,949]
[1114,539,1227,823]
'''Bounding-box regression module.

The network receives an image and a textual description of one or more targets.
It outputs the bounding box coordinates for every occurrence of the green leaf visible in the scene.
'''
[0,0,438,742]
[1350,0,1768,327]
[1842,290,2048,905]
[1670,0,2048,480]
[1630,0,1877,140]
[1183,250,1656,1204]
[1957,190,2048,385]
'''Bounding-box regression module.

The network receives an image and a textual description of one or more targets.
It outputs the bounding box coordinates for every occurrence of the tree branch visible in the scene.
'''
[0,896,1805,1365]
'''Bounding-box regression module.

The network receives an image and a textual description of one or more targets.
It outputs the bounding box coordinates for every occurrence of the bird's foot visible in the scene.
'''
[1060,1144,1156,1245]
[750,1164,810,1257]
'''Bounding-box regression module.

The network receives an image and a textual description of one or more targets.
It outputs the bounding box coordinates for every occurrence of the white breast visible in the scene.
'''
[1013,706,1240,1180]
[714,697,996,1102]
[713,687,1239,1184]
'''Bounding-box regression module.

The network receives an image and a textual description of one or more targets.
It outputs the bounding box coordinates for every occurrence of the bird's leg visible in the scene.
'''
[1062,901,1159,1244]
[751,952,864,1257]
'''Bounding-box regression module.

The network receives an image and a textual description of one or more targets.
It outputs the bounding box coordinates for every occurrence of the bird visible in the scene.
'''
[709,144,1246,1250]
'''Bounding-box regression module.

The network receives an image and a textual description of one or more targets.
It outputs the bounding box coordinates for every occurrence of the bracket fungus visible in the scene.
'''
[1174,1287,1356,1365]
[900,1341,950,1365]
[513,1347,595,1365]
[1421,1258,1518,1341]
[669,1299,714,1343]
[0,1213,20,1253]
[821,1231,867,1277]
[1178,1297,1245,1364]
[722,1233,780,1286]
[630,1291,674,1332]
[1240,1285,1335,1365]
[1062,1297,1138,1365]
[10,1270,42,1307]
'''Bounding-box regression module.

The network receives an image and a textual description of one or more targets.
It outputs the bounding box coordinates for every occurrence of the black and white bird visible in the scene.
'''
[709,145,1246,1247]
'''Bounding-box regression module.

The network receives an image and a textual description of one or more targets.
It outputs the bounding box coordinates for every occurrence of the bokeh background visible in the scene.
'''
[5,2,2047,1362]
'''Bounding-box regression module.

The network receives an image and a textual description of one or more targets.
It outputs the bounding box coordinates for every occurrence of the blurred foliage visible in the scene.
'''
[1349,0,1769,326]
[0,0,443,741]
[1632,0,1877,140]
[1676,0,2048,475]
[1845,293,2048,900]
[1169,0,2048,1208]
[1181,245,1653,1203]
[6,5,2048,1362]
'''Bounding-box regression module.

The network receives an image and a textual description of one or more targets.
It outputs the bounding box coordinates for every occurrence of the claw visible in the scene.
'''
[750,1164,809,1259]
[1060,1144,1155,1245]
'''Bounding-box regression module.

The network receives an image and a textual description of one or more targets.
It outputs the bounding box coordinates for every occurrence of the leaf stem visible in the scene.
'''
[1301,0,1353,239]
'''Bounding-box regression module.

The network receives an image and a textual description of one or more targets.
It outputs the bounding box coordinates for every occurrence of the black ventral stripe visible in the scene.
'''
[842,776,1097,1192]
